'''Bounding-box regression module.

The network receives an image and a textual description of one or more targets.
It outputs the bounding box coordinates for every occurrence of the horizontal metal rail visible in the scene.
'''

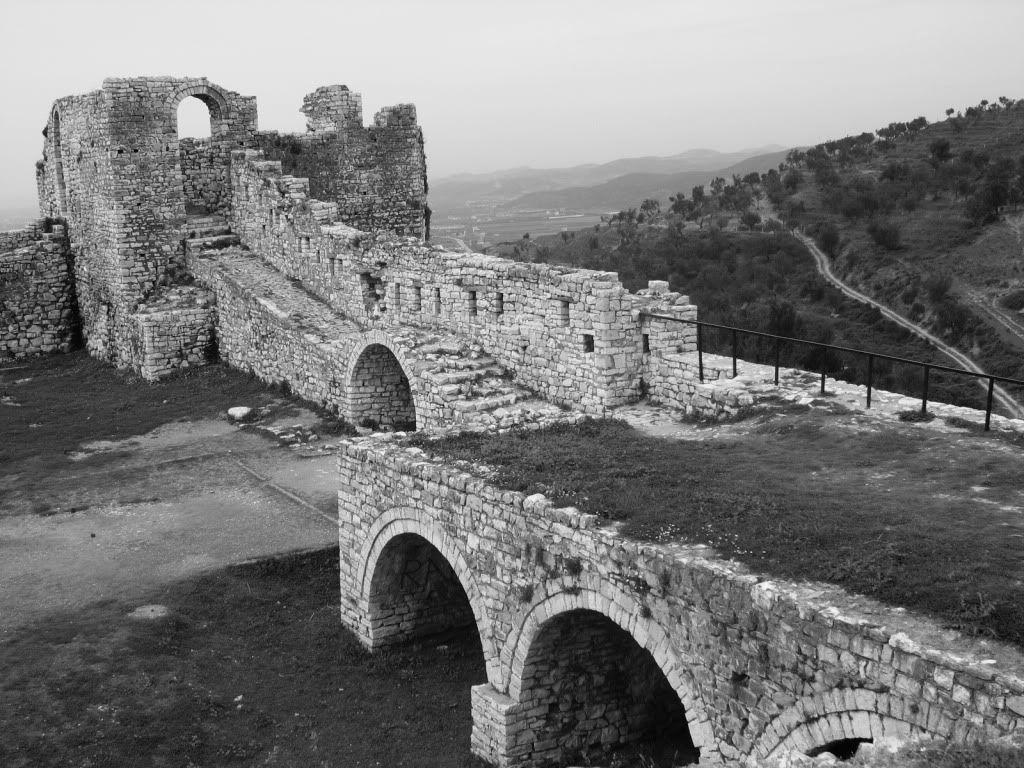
[641,312,1024,430]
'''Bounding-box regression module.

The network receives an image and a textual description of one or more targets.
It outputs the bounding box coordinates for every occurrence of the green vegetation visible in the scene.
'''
[503,218,994,410]
[0,547,488,767]
[494,97,1024,414]
[851,738,1024,768]
[414,418,1024,647]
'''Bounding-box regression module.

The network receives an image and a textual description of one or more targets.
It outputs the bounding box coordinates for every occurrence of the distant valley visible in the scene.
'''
[429,146,788,251]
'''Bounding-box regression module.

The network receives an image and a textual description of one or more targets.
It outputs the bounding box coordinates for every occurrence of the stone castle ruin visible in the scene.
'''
[6,78,1024,766]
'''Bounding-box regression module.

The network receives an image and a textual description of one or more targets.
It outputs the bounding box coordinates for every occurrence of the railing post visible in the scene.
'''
[866,354,873,409]
[732,328,738,378]
[921,364,930,415]
[820,345,827,395]
[697,323,704,383]
[985,377,995,431]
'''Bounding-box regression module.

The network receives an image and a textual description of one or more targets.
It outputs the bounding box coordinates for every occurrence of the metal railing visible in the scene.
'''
[641,313,1024,430]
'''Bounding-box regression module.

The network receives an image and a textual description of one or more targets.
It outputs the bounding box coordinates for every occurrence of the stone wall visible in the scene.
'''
[180,138,230,215]
[255,85,427,237]
[337,438,1024,766]
[0,222,77,359]
[367,532,477,646]
[228,150,697,412]
[35,77,258,368]
[126,286,215,380]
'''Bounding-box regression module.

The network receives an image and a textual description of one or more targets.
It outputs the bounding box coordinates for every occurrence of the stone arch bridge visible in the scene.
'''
[337,440,1024,767]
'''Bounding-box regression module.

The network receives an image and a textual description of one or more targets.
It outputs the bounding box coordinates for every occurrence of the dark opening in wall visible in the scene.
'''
[467,290,477,317]
[367,533,479,648]
[559,298,570,327]
[643,334,651,354]
[517,609,696,767]
[360,272,384,313]
[583,334,595,353]
[394,283,402,310]
[412,285,422,312]
[329,257,336,277]
[433,286,441,315]
[495,291,505,316]
[348,343,416,430]
[807,739,872,761]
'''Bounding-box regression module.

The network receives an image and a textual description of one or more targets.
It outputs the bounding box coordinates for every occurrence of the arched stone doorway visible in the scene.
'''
[348,343,417,430]
[514,609,697,767]
[367,533,478,647]
[170,85,233,216]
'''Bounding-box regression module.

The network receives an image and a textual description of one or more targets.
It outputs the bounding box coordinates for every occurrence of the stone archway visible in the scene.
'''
[167,83,234,216]
[345,334,422,430]
[487,588,715,767]
[752,689,955,761]
[353,510,499,680]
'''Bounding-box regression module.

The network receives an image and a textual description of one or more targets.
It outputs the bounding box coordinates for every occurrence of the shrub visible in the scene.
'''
[816,223,840,256]
[866,219,902,250]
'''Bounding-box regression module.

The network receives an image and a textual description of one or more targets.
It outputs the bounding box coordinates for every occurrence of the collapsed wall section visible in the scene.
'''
[228,150,696,411]
[256,85,427,237]
[0,222,77,358]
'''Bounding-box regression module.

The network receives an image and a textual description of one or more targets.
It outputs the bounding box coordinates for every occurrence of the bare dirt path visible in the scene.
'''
[0,413,340,638]
[793,230,1024,419]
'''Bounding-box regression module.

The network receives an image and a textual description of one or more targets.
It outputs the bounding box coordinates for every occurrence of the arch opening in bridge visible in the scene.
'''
[367,532,479,647]
[808,738,872,760]
[515,608,697,767]
[348,343,417,431]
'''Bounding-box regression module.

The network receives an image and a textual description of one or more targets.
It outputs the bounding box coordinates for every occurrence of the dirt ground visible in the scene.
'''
[0,413,340,638]
[1,354,491,768]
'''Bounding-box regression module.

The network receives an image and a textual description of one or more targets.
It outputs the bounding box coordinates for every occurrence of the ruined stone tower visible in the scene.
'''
[33,77,427,370]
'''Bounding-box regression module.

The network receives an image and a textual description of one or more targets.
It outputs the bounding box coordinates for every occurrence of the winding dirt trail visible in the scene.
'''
[793,231,1024,419]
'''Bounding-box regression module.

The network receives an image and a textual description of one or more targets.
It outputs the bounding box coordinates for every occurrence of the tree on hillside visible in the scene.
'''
[929,138,952,164]
[639,198,661,223]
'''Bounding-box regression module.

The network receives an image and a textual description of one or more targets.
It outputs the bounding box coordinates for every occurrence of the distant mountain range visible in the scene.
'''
[0,207,38,231]
[430,146,790,214]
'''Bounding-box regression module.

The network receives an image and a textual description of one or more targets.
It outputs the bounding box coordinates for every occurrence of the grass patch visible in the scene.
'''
[0,351,284,466]
[413,417,1024,646]
[852,738,1024,768]
[0,547,488,768]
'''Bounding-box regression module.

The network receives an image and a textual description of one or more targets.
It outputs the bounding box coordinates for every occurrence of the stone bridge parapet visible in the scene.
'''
[337,438,1024,766]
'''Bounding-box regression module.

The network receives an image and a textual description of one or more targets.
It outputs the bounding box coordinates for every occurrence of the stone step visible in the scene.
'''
[185,215,232,238]
[185,233,242,252]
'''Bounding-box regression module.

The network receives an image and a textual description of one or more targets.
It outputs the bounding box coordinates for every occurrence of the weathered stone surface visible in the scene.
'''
[337,439,1024,767]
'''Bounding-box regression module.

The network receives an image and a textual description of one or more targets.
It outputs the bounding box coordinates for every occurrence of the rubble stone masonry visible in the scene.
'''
[338,438,1024,767]
[0,222,76,358]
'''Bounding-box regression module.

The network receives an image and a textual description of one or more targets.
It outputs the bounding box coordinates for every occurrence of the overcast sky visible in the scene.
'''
[2,0,1024,209]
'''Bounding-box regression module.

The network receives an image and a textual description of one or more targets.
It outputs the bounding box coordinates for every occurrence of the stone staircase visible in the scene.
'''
[413,338,571,432]
[184,235,571,434]
[184,214,241,255]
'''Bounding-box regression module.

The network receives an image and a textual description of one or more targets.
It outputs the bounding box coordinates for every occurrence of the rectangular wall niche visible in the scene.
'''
[467,290,478,317]
[558,298,570,327]
[583,334,595,353]
[412,285,422,312]
[495,292,505,316]
[433,287,442,315]
[643,333,651,354]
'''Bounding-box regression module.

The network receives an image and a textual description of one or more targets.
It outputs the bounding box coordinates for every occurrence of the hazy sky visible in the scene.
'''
[2,0,1024,208]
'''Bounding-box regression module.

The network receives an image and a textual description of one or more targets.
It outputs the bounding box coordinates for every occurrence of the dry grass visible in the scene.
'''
[414,416,1024,646]
[0,547,489,768]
